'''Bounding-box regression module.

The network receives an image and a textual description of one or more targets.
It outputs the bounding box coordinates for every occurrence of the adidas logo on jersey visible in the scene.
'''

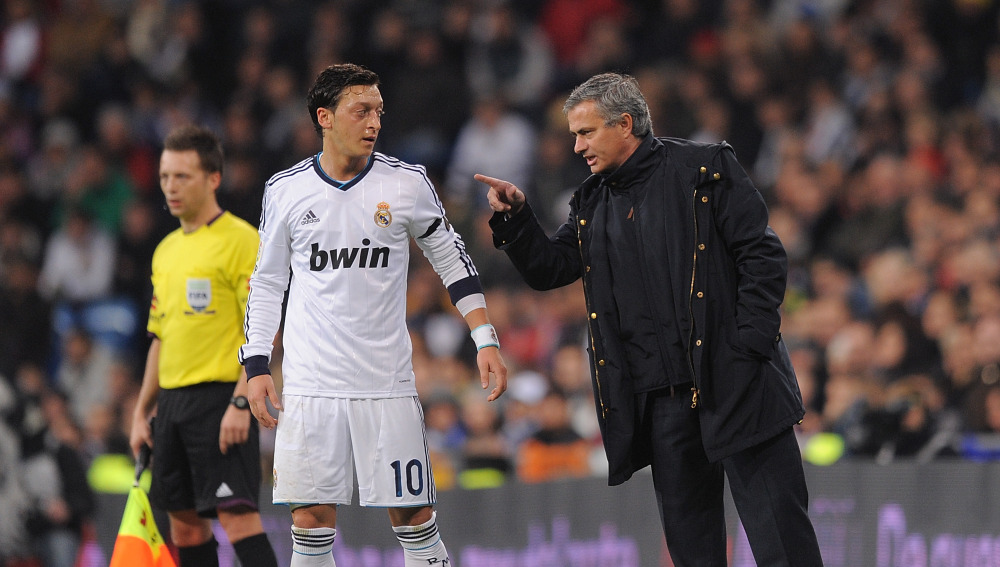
[310,240,390,270]
[300,210,320,225]
[215,482,234,498]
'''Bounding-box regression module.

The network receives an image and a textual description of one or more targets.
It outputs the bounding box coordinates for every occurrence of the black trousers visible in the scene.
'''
[639,388,824,567]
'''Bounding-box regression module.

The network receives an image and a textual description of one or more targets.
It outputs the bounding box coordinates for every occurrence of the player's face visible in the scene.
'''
[325,84,383,160]
[567,100,633,175]
[159,149,220,222]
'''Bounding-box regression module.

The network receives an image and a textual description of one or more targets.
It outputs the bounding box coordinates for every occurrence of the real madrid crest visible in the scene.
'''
[374,201,392,227]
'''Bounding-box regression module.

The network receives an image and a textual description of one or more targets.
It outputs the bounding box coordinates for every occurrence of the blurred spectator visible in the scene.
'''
[45,0,117,73]
[465,3,555,118]
[925,0,1000,109]
[969,385,1000,434]
[802,76,858,171]
[871,302,942,384]
[549,343,600,444]
[444,93,537,216]
[688,96,731,144]
[526,126,591,231]
[0,253,51,380]
[516,388,591,483]
[560,14,633,100]
[21,390,95,567]
[94,103,160,199]
[52,144,136,235]
[27,119,82,209]
[37,207,116,304]
[0,87,34,163]
[841,34,894,113]
[458,385,512,488]
[770,15,839,111]
[0,381,30,565]
[0,166,45,263]
[539,0,626,71]
[260,65,303,160]
[113,200,168,314]
[0,0,43,94]
[218,150,266,226]
[502,370,547,450]
[379,25,469,176]
[423,389,465,491]
[54,328,116,426]
[824,156,909,271]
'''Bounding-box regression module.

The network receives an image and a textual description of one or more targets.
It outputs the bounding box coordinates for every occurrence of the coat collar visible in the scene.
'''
[601,135,662,192]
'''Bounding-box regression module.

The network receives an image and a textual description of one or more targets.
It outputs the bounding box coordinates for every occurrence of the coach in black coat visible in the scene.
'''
[476,73,823,566]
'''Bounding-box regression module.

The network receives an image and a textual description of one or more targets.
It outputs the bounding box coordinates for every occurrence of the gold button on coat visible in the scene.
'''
[580,219,587,226]
[590,312,597,319]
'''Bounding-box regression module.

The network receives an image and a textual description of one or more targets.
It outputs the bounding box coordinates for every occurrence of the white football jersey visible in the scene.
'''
[241,152,481,398]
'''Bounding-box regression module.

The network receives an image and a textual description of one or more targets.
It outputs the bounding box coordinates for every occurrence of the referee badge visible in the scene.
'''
[186,278,211,312]
[374,201,392,227]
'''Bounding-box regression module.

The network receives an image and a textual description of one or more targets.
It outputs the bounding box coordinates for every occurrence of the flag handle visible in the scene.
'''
[135,443,151,487]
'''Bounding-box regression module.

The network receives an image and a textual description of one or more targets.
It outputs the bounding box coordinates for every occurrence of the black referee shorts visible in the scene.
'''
[149,381,262,517]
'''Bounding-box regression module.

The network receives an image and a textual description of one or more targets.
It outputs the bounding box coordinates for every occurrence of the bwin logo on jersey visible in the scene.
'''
[310,240,389,271]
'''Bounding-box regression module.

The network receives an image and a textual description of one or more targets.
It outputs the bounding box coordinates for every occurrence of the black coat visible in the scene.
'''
[490,136,805,485]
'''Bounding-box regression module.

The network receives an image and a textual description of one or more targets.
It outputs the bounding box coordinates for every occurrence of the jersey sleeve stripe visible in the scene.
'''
[451,233,477,277]
[265,156,313,187]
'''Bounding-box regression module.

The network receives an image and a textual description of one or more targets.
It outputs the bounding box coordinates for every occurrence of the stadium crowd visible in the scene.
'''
[3,0,1000,564]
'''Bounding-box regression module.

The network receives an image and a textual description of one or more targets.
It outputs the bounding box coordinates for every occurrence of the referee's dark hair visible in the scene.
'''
[163,124,225,176]
[307,63,380,137]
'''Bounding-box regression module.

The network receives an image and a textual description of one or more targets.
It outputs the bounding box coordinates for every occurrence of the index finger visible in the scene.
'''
[473,173,504,188]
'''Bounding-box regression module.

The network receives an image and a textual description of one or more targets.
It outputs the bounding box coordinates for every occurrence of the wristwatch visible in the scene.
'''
[230,395,250,410]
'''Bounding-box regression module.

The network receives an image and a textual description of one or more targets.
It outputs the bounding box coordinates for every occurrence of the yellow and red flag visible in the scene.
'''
[109,442,176,567]
[109,484,176,567]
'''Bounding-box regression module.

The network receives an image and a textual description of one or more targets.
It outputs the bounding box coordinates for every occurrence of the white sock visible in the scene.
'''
[290,525,336,567]
[393,511,451,566]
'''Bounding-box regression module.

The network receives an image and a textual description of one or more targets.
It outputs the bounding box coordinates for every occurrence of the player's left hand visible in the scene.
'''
[477,346,508,402]
[219,405,250,454]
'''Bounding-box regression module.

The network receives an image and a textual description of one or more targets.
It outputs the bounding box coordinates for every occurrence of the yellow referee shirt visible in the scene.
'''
[148,212,259,389]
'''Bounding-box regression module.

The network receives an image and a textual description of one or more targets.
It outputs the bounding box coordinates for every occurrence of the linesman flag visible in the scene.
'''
[109,445,177,567]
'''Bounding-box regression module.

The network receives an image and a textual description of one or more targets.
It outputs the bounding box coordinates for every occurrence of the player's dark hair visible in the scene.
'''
[163,124,224,176]
[307,63,381,137]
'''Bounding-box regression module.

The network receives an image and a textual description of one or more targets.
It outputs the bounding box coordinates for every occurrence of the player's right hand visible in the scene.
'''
[129,413,153,459]
[475,173,525,215]
[248,373,282,429]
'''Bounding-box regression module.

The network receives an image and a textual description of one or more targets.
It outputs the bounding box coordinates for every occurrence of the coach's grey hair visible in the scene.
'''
[563,73,653,138]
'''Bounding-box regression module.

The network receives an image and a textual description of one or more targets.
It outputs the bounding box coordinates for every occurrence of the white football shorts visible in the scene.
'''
[271,395,437,508]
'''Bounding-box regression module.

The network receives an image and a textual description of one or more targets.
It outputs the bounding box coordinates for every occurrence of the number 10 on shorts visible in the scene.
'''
[391,459,424,498]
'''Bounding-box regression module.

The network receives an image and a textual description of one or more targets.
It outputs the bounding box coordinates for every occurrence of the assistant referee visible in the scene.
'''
[129,124,278,567]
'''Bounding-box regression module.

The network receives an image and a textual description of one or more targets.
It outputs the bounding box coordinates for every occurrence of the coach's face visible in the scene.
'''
[323,84,383,161]
[159,149,219,223]
[567,100,636,175]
